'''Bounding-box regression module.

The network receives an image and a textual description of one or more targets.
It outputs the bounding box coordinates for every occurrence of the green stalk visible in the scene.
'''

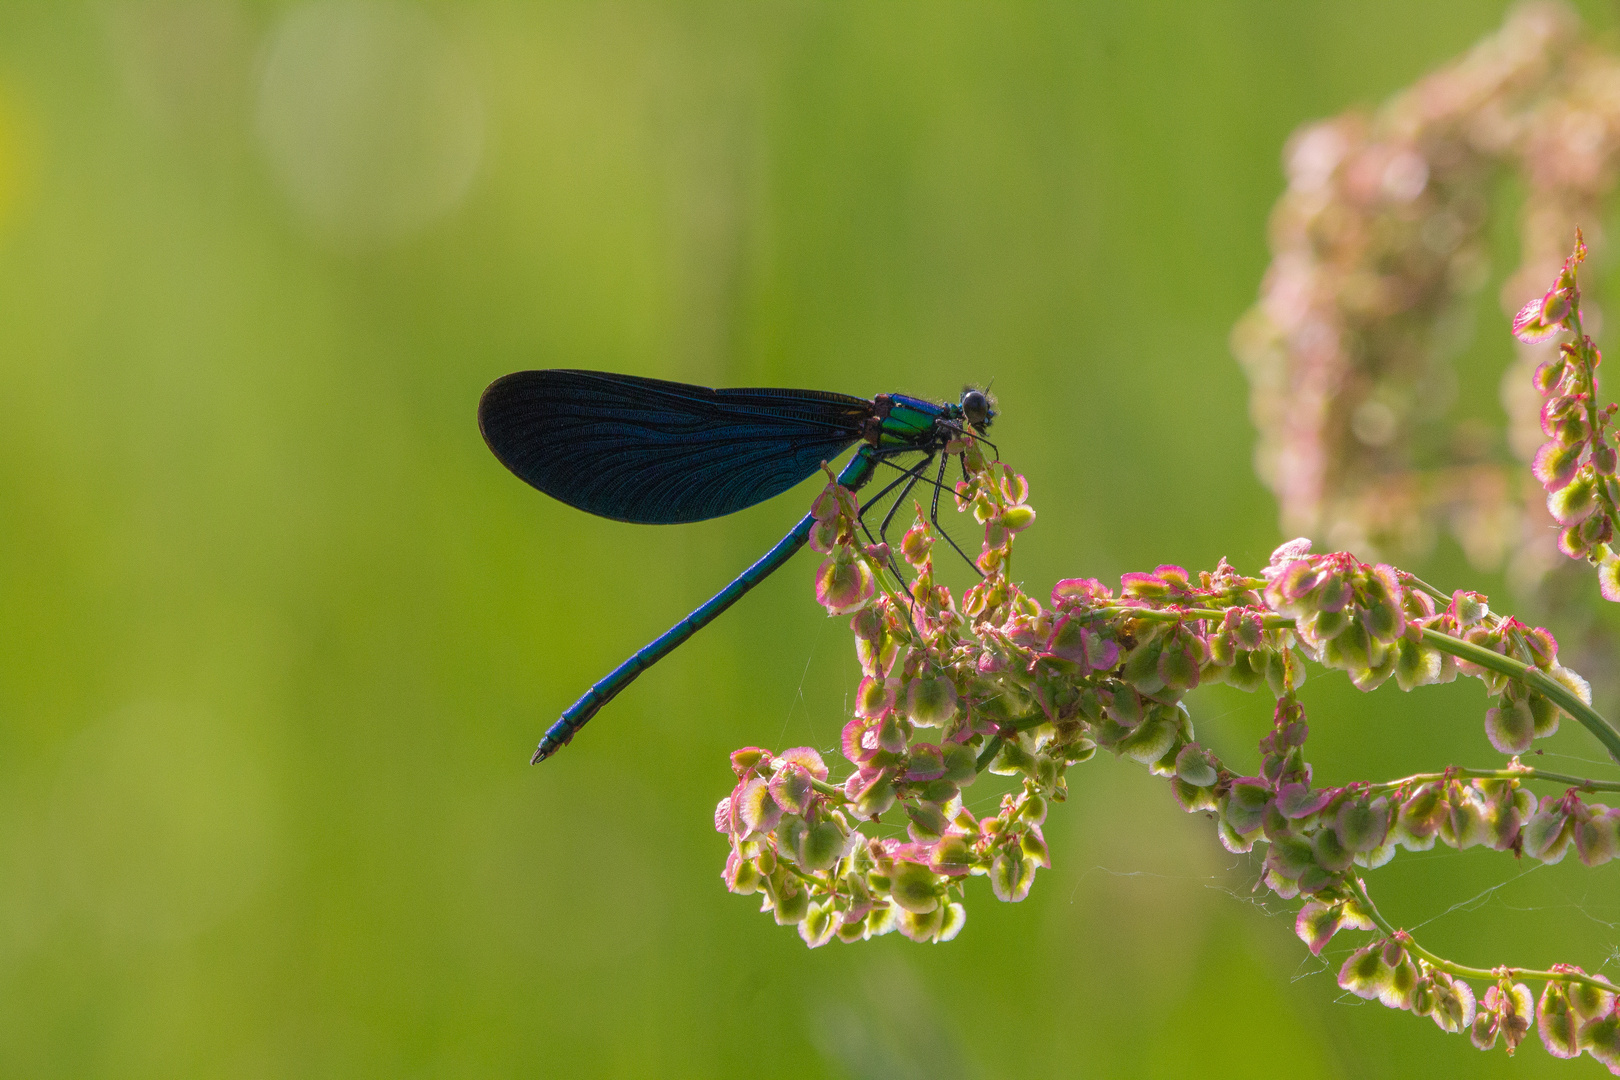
[1364,766,1620,795]
[1422,626,1620,764]
[1101,605,1620,763]
[1347,876,1620,996]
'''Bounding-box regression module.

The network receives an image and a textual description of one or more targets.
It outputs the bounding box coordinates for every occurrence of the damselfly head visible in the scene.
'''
[959,387,995,430]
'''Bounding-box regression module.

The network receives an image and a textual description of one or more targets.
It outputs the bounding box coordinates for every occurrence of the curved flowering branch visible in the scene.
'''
[1111,601,1619,762]
[1512,231,1620,602]
[1341,877,1619,1063]
[1233,1,1620,600]
[715,450,1620,1070]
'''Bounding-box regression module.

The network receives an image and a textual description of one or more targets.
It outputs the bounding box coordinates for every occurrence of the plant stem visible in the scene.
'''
[1346,875,1620,995]
[1422,626,1620,764]
[1563,304,1620,532]
[809,776,846,799]
[1098,605,1620,763]
[1364,766,1620,795]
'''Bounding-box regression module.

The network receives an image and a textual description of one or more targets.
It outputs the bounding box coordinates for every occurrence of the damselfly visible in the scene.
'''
[477,369,995,762]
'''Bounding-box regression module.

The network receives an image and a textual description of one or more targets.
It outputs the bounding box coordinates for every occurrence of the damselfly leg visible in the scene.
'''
[860,450,982,576]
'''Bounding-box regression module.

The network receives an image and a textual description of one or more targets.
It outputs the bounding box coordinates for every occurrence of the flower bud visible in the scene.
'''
[1299,607,1348,647]
[811,481,857,522]
[1583,511,1614,546]
[897,904,945,943]
[770,763,815,815]
[1270,782,1328,820]
[753,844,776,876]
[1319,616,1370,672]
[1581,1010,1620,1076]
[1512,292,1565,343]
[1484,696,1534,755]
[1222,649,1267,692]
[1120,634,1165,692]
[1494,982,1535,1053]
[1001,505,1036,532]
[1522,801,1574,863]
[853,771,897,818]
[1221,778,1271,836]
[799,821,846,872]
[1265,834,1315,881]
[808,517,838,553]
[1595,440,1619,475]
[1450,590,1489,627]
[1573,807,1619,866]
[1310,826,1353,872]
[1121,572,1173,601]
[1537,981,1581,1059]
[855,677,897,719]
[1529,437,1581,492]
[1045,615,1090,665]
[737,777,783,838]
[730,747,772,777]
[906,674,959,727]
[1295,900,1349,955]
[1338,942,1393,999]
[1440,785,1489,849]
[1020,826,1050,868]
[988,738,1036,777]
[1522,626,1558,669]
[900,521,933,566]
[904,801,949,843]
[1362,567,1405,642]
[889,861,941,914]
[1559,524,1589,559]
[1565,972,1616,1023]
[1174,743,1219,788]
[1264,646,1306,694]
[798,901,836,947]
[1533,355,1568,393]
[785,748,831,785]
[1380,954,1420,1011]
[941,741,979,786]
[1117,715,1177,764]
[1602,556,1620,602]
[999,471,1030,503]
[770,877,810,925]
[904,743,946,782]
[1336,795,1391,853]
[1426,973,1476,1034]
[1549,664,1593,706]
[1157,630,1206,691]
[815,549,875,614]
[863,902,898,940]
[1549,470,1600,525]
[1529,693,1568,735]
[723,851,761,894]
[1393,638,1441,690]
[989,847,1035,902]
[1315,572,1352,613]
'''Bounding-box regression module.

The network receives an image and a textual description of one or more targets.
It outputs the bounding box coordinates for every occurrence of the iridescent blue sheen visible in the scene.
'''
[477,369,992,762]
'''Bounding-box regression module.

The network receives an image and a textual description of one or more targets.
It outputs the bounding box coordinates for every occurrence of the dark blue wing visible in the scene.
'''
[478,369,875,524]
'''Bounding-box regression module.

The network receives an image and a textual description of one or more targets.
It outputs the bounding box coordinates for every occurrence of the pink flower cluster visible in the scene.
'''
[715,445,1620,1067]
[1233,2,1620,600]
[1511,234,1620,599]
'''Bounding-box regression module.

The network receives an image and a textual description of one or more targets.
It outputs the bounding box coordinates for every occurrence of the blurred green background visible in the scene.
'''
[2,1,1619,1076]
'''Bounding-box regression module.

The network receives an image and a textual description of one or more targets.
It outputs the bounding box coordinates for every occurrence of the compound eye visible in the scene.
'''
[962,389,989,426]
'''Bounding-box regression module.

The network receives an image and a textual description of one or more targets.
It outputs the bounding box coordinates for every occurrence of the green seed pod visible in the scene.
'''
[799,821,846,872]
[889,861,941,914]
